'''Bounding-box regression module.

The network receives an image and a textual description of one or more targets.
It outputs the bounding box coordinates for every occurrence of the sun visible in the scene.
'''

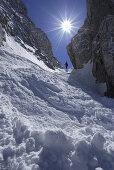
[45,13,80,48]
[61,20,72,33]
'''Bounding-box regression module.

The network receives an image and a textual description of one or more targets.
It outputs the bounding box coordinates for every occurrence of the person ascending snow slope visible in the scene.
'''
[64,61,68,71]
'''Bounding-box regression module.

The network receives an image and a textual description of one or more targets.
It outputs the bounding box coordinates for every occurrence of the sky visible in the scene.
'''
[22,0,87,68]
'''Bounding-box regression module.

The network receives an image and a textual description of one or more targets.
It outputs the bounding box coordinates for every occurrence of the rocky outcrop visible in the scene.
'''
[67,0,114,98]
[92,15,114,97]
[0,0,62,69]
[0,24,5,46]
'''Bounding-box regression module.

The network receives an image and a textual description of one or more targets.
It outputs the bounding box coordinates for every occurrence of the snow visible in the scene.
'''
[91,133,106,151]
[0,35,114,170]
[1,35,53,72]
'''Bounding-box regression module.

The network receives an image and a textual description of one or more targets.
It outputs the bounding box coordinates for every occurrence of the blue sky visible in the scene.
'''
[22,0,87,68]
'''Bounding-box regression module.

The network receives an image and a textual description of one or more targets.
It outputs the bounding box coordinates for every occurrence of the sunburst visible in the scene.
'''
[45,11,82,49]
[61,20,72,33]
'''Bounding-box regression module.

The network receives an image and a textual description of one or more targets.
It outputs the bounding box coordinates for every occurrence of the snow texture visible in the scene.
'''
[0,35,114,170]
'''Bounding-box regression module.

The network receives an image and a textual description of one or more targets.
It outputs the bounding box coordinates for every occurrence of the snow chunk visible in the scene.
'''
[16,146,25,157]
[95,168,103,170]
[13,118,29,144]
[3,147,15,161]
[26,137,35,153]
[0,113,6,119]
[39,131,73,170]
[91,133,106,151]
[31,131,43,151]
[71,141,90,170]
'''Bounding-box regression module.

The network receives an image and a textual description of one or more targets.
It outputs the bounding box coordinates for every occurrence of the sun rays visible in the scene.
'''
[44,10,83,50]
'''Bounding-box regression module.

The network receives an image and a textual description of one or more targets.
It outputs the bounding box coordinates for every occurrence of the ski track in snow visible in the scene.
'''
[0,36,114,170]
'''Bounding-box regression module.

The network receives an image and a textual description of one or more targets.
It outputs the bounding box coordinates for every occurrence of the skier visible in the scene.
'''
[64,61,68,71]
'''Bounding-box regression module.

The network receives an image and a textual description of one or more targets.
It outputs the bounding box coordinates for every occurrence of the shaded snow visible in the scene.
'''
[0,35,114,170]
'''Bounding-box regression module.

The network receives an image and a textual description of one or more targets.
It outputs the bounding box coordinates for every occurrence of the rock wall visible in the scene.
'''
[92,15,114,97]
[0,0,62,69]
[0,24,5,46]
[67,0,114,98]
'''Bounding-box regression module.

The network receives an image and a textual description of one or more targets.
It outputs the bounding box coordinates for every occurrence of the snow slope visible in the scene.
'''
[0,35,114,170]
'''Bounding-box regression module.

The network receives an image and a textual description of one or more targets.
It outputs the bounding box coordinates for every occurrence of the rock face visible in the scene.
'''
[67,0,114,98]
[0,0,62,69]
[92,16,114,97]
[0,24,5,46]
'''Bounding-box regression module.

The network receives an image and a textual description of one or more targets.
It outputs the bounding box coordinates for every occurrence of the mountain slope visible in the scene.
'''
[0,0,62,69]
[0,35,114,170]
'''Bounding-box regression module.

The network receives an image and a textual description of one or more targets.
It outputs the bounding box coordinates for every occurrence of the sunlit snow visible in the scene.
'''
[0,35,114,170]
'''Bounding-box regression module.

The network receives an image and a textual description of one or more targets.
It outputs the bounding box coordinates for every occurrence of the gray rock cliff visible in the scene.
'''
[67,0,114,98]
[0,23,5,46]
[0,0,62,69]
